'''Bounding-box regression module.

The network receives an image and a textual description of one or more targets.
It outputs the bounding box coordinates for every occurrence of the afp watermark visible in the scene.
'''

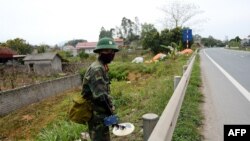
[224,125,250,141]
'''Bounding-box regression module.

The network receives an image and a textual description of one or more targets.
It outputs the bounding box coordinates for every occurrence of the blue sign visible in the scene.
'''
[182,29,193,41]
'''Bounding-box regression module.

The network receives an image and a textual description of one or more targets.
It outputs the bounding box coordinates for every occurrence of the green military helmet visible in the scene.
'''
[94,37,119,53]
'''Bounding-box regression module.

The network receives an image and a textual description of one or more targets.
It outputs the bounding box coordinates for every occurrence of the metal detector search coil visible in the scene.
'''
[113,122,135,136]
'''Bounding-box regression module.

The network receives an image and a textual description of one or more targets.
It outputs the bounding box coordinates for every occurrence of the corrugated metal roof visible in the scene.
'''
[23,52,59,61]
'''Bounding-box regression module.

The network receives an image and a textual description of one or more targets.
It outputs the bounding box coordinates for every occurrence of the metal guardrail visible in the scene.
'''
[147,51,197,141]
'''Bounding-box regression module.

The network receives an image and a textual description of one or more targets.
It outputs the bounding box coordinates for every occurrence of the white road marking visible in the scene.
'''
[203,50,250,102]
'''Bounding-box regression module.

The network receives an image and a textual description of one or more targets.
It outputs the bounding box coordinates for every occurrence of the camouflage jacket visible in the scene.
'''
[82,59,113,115]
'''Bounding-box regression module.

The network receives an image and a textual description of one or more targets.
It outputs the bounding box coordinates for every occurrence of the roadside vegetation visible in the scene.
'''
[0,51,205,141]
[0,1,206,139]
[225,46,250,52]
[1,0,242,139]
[173,55,204,141]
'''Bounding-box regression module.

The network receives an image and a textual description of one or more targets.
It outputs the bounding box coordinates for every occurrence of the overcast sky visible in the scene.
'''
[0,0,250,45]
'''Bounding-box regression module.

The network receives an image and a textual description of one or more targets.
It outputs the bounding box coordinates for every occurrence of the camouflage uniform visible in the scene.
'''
[82,59,113,141]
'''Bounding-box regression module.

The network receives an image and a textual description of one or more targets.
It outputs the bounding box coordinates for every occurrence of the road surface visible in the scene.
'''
[200,48,250,141]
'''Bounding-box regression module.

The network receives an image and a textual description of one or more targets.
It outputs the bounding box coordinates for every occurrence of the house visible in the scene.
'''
[23,52,62,75]
[13,55,26,64]
[0,47,17,64]
[114,38,124,47]
[241,35,250,47]
[62,45,77,56]
[76,42,97,54]
[75,38,124,55]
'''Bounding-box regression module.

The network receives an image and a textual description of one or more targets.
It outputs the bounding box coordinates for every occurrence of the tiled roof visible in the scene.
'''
[0,47,17,58]
[114,38,124,42]
[76,42,97,49]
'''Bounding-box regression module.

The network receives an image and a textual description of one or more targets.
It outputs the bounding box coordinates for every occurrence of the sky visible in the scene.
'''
[0,0,250,46]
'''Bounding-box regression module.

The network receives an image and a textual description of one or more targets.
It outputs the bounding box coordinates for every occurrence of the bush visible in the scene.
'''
[109,62,157,81]
[78,51,89,59]
[79,67,87,81]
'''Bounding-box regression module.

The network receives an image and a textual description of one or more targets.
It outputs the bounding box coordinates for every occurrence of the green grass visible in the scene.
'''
[0,53,204,141]
[36,120,87,141]
[172,55,204,141]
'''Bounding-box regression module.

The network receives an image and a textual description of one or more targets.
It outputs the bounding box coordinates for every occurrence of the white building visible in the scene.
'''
[62,45,77,56]
[76,42,97,54]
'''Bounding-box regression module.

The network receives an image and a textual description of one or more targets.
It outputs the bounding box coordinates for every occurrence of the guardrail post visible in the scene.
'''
[174,76,181,90]
[142,113,159,141]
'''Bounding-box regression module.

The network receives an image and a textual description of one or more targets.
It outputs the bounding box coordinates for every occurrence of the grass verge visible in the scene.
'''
[0,54,195,141]
[172,55,204,141]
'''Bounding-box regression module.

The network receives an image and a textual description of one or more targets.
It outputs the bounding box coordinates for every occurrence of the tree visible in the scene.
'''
[115,26,123,39]
[171,27,182,44]
[36,44,50,53]
[58,50,73,60]
[64,39,87,47]
[233,36,241,43]
[121,17,134,45]
[141,23,181,54]
[115,17,140,45]
[141,25,165,54]
[201,36,225,47]
[193,34,202,42]
[0,42,7,47]
[6,38,33,54]
[161,1,203,29]
[160,28,171,46]
[134,17,141,36]
[141,23,157,40]
[142,31,161,55]
[160,27,183,50]
[99,27,114,39]
[229,36,241,47]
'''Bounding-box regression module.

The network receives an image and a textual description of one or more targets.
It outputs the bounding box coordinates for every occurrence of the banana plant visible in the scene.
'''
[160,42,179,59]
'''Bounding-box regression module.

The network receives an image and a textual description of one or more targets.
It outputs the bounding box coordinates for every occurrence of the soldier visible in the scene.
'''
[82,37,119,141]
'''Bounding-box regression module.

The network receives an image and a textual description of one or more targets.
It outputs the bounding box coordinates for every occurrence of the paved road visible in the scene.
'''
[200,48,250,141]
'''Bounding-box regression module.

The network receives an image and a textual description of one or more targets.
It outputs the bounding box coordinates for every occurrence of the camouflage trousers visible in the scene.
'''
[87,112,110,141]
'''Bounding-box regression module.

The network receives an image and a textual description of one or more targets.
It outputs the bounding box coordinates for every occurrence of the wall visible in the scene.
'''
[0,74,81,116]
[51,56,62,72]
[34,63,52,75]
[24,57,62,75]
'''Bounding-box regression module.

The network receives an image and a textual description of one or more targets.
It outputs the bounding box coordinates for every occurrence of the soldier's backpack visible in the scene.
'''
[68,95,92,124]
